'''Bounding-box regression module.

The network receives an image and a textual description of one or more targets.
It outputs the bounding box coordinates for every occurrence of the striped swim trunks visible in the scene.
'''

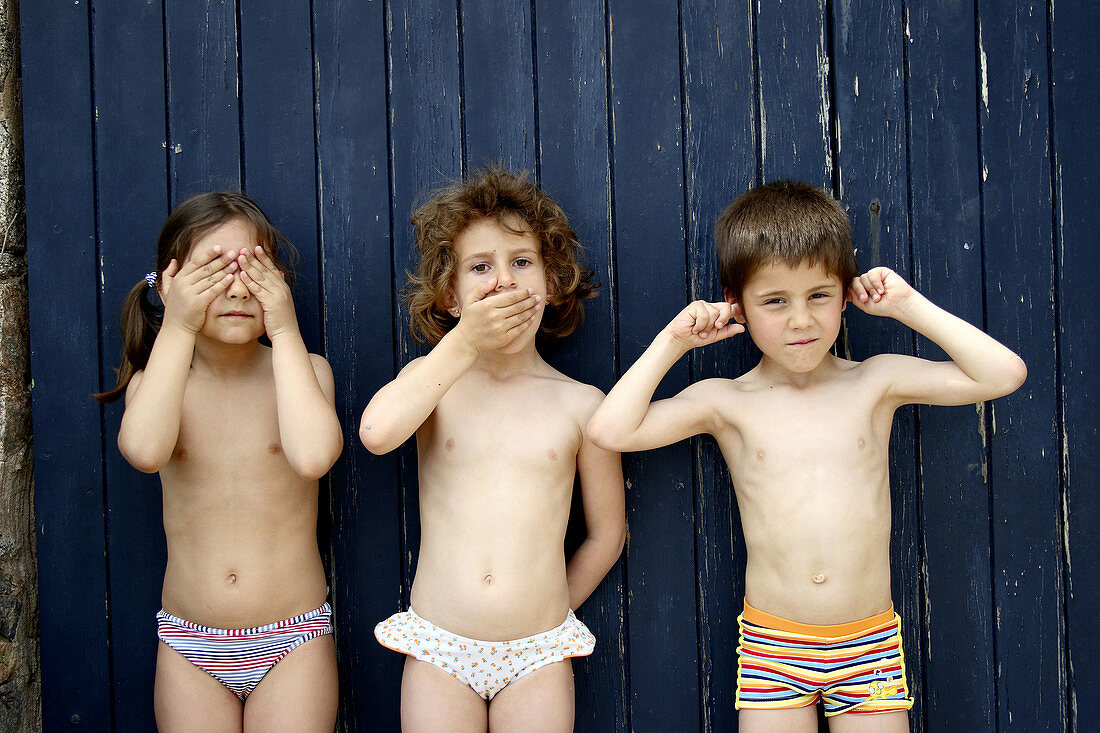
[735,601,913,716]
[157,601,333,700]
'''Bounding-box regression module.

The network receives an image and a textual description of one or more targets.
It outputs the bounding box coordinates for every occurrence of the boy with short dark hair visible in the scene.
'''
[588,179,1025,731]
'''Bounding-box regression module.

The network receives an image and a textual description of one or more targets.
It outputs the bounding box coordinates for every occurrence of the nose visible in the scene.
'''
[226,272,250,300]
[495,265,517,290]
[788,302,812,329]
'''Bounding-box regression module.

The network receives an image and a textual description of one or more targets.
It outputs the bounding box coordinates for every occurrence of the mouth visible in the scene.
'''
[219,312,254,319]
[787,338,818,347]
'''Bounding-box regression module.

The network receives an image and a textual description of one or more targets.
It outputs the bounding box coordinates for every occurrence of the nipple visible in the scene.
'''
[756,450,765,461]
[812,572,827,584]
[483,574,494,586]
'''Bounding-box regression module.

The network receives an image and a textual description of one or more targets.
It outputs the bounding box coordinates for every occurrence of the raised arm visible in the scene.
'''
[566,400,626,610]
[849,267,1027,406]
[586,300,743,452]
[118,246,239,472]
[239,246,342,480]
[359,278,541,454]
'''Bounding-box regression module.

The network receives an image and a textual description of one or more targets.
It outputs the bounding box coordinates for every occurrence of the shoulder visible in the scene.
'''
[539,367,606,412]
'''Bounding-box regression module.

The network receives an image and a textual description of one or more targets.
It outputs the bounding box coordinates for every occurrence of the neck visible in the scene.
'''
[191,334,265,376]
[473,339,542,376]
[756,352,840,388]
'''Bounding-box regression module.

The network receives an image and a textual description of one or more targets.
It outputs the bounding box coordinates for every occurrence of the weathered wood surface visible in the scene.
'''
[22,2,1086,730]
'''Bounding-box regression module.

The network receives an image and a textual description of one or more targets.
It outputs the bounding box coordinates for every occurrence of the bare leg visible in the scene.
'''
[242,634,339,733]
[401,656,488,733]
[739,705,820,733]
[154,641,243,733]
[488,659,574,733]
[828,710,910,733]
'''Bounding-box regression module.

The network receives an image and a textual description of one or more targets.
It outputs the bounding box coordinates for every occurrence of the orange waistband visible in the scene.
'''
[742,600,896,637]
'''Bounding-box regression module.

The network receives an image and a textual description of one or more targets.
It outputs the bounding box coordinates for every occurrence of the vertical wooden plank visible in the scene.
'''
[21,0,112,728]
[312,2,403,728]
[90,1,168,728]
[680,3,756,730]
[1052,3,1100,730]
[459,0,536,171]
[164,0,242,197]
[755,0,833,186]
[533,3,625,730]
[905,3,997,730]
[237,0,322,353]
[830,2,924,730]
[386,0,463,622]
[977,4,1065,731]
[607,1,699,729]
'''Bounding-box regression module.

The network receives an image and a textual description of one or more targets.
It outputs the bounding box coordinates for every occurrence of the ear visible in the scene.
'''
[724,288,746,324]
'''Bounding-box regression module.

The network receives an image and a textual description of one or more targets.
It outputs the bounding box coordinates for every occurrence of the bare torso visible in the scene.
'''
[157,349,327,628]
[710,355,897,624]
[410,363,597,641]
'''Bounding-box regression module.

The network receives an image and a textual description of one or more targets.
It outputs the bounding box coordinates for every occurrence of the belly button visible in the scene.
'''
[227,573,237,585]
[483,574,493,586]
[812,572,827,584]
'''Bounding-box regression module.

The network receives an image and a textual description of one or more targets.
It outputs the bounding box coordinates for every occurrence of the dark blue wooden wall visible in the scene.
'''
[21,1,1092,731]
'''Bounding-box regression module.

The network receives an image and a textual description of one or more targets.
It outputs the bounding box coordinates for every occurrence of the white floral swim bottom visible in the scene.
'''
[374,608,595,700]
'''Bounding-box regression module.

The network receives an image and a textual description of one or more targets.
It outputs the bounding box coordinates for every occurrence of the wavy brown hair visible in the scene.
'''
[405,167,597,345]
[715,180,857,301]
[94,192,296,403]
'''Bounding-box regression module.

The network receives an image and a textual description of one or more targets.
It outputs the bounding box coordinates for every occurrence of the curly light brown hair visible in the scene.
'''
[715,180,856,301]
[405,167,597,345]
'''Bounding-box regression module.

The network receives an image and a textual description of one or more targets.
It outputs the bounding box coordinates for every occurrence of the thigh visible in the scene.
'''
[155,641,243,733]
[243,633,338,733]
[401,656,488,733]
[488,659,574,733]
[739,705,820,733]
[828,710,910,733]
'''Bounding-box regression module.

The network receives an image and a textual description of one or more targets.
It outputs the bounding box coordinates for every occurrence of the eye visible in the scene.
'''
[764,298,784,306]
[472,263,490,273]
[810,292,831,300]
[514,257,532,268]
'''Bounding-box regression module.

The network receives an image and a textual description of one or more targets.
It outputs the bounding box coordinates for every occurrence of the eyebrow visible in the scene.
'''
[755,282,839,298]
[459,248,540,265]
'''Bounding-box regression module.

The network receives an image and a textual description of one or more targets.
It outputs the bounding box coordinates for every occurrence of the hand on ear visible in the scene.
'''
[723,290,746,324]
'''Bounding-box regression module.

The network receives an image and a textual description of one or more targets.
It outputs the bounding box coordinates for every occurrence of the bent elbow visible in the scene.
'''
[359,423,394,455]
[585,415,621,452]
[1008,356,1028,392]
[119,443,166,474]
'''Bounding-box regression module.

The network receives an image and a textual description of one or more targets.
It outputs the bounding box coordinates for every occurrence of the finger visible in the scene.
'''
[464,278,499,306]
[196,259,239,294]
[715,302,734,328]
[849,278,869,303]
[252,245,282,276]
[198,272,235,303]
[163,259,180,279]
[238,251,268,284]
[186,249,236,284]
[178,245,226,277]
[500,291,540,318]
[503,298,541,327]
[713,322,746,341]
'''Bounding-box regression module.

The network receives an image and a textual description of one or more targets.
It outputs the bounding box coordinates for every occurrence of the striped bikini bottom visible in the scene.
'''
[735,601,914,717]
[156,601,333,700]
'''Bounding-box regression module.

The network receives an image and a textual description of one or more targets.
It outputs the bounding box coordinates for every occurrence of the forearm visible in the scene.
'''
[270,330,342,479]
[587,330,686,450]
[566,530,626,610]
[898,293,1026,396]
[117,325,195,472]
[359,330,479,454]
